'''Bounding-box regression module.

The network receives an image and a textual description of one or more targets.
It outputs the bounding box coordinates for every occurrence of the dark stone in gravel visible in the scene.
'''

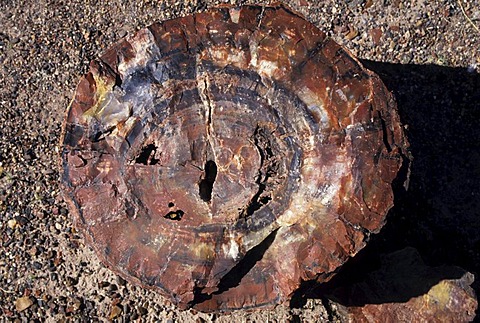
[110,292,122,300]
[66,276,78,286]
[130,312,139,320]
[15,215,28,226]
[85,300,94,311]
[116,276,127,286]
[32,261,42,270]
[137,306,148,316]
[99,281,110,288]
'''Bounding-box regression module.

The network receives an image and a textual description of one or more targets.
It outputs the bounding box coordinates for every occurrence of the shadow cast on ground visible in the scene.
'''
[290,62,480,316]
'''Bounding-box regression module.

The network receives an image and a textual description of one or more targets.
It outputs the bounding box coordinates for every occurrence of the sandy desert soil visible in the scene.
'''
[0,0,479,322]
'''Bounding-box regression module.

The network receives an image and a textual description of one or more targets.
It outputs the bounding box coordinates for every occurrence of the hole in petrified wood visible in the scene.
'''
[199,160,217,202]
[164,210,184,221]
[135,144,159,165]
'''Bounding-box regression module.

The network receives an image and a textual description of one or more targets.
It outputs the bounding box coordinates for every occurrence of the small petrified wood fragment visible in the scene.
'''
[60,4,409,312]
[333,248,478,322]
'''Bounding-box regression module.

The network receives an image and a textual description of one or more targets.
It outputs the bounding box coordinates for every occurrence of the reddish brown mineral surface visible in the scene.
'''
[60,4,409,312]
[332,248,478,322]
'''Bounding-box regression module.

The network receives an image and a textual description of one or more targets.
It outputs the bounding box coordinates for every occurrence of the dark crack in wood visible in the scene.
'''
[190,228,279,306]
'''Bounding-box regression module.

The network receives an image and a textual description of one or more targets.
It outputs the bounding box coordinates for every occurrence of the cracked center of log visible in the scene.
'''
[60,4,409,313]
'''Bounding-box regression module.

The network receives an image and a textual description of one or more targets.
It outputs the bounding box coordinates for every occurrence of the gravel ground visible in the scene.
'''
[0,0,479,322]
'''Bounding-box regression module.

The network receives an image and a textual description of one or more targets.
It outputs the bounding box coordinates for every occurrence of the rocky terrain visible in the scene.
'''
[0,0,479,322]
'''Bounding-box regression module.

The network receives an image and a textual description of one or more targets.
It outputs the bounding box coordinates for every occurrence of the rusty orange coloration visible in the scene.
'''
[60,4,409,312]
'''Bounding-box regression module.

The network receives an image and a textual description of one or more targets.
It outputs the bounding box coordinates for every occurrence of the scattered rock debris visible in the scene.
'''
[0,0,478,321]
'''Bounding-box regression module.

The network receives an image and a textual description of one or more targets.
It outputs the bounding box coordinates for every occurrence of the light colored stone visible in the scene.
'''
[15,296,33,312]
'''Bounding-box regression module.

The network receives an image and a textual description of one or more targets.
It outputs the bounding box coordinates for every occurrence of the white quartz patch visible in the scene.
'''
[222,239,239,260]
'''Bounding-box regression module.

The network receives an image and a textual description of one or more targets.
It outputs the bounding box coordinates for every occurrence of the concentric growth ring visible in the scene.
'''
[60,4,409,312]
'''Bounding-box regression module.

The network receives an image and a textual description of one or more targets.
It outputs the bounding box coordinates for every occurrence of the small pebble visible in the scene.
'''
[116,276,127,286]
[66,276,78,286]
[137,306,148,316]
[15,296,33,312]
[15,215,28,226]
[109,305,122,319]
[32,261,42,270]
[71,297,82,311]
[108,284,118,292]
[99,281,110,288]
[7,219,17,229]
[118,29,127,38]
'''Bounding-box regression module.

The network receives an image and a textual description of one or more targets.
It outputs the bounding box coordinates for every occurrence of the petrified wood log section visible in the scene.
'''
[60,4,409,312]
